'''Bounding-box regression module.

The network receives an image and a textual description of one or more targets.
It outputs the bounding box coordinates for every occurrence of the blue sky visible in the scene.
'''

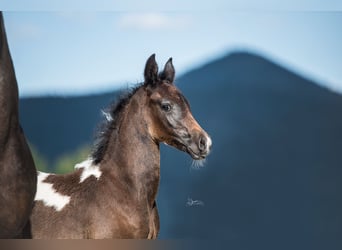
[1,1,341,96]
[1,1,342,11]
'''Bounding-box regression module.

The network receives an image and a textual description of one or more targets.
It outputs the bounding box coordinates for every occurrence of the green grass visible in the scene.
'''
[30,144,91,174]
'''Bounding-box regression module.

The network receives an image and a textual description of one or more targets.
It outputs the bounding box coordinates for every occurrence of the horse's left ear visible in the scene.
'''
[144,54,159,86]
[160,58,175,83]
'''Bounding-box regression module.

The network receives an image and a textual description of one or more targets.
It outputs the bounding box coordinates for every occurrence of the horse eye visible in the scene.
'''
[161,103,172,112]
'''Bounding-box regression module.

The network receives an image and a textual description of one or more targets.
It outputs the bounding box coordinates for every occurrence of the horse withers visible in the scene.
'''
[23,54,212,239]
[0,12,37,238]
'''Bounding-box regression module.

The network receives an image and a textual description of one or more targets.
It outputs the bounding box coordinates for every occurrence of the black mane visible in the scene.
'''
[91,84,143,164]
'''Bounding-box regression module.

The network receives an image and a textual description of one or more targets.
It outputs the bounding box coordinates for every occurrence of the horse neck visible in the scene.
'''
[0,14,19,144]
[101,88,160,204]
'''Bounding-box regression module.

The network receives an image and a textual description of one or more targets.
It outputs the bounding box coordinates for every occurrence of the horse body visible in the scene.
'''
[30,88,161,238]
[30,166,158,238]
[25,55,211,239]
[0,12,37,238]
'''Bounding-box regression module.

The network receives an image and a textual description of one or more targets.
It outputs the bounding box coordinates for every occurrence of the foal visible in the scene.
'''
[24,54,211,239]
[0,12,37,238]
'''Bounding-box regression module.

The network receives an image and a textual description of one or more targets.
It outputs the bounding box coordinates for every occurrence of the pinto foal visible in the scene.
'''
[22,55,211,239]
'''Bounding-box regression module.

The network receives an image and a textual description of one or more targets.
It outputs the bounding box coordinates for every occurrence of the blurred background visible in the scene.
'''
[2,1,342,248]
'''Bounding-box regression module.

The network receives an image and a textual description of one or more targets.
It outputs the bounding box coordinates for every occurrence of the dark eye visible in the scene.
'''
[161,103,172,112]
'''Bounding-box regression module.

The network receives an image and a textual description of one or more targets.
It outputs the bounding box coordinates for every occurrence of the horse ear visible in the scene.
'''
[144,54,159,86]
[160,57,175,83]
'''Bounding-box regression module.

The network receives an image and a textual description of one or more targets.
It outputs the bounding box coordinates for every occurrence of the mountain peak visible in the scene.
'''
[178,50,337,98]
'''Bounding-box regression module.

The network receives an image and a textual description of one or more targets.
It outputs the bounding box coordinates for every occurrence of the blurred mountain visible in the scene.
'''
[19,51,342,248]
[20,92,116,163]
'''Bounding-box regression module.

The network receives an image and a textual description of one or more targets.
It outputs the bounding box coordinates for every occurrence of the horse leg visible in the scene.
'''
[148,201,159,239]
[14,220,32,239]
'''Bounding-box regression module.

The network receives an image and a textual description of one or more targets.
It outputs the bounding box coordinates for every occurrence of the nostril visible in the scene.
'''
[199,137,207,152]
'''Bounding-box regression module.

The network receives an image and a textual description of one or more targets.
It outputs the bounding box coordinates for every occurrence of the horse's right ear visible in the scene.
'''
[144,54,159,86]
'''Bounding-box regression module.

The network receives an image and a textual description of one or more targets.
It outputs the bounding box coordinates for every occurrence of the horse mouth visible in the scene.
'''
[171,139,207,160]
[185,147,207,160]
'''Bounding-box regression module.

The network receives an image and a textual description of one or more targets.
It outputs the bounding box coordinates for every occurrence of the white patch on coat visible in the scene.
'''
[74,158,93,170]
[35,172,71,211]
[75,158,102,183]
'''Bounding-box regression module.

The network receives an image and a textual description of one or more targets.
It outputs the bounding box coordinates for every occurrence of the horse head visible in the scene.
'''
[143,54,212,160]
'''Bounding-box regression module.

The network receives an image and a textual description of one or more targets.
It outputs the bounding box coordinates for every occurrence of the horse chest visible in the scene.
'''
[88,173,159,238]
[89,206,153,239]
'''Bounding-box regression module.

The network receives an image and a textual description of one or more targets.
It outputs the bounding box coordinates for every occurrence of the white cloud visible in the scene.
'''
[117,13,192,31]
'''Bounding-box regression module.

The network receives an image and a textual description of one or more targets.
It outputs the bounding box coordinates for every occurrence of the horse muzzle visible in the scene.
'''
[182,132,212,160]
